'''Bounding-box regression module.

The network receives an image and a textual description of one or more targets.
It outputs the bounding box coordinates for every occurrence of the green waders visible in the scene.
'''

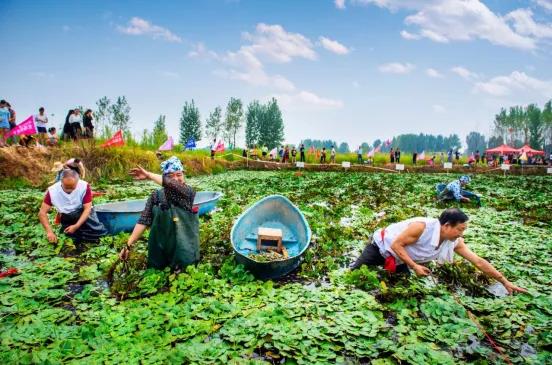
[147,189,200,269]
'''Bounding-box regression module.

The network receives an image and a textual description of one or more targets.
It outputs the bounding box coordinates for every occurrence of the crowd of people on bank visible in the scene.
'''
[0,102,96,148]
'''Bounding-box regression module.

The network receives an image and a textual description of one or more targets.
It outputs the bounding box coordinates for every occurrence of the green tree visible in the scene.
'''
[95,96,112,138]
[488,135,504,149]
[542,100,552,151]
[338,142,350,153]
[179,100,201,146]
[205,106,223,143]
[245,101,263,147]
[526,104,543,149]
[258,98,284,149]
[465,132,487,154]
[224,97,243,148]
[110,96,131,133]
[153,115,168,147]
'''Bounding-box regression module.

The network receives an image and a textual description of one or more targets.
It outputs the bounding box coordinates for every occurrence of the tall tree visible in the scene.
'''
[224,97,243,148]
[205,106,223,143]
[245,101,263,147]
[179,100,201,146]
[258,98,284,149]
[488,135,504,149]
[152,115,168,147]
[110,96,131,132]
[95,96,112,137]
[526,104,543,149]
[542,100,552,151]
[372,139,382,148]
[338,142,350,153]
[465,131,487,154]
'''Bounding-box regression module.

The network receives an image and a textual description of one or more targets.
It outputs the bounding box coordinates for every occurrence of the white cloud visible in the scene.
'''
[335,0,346,9]
[426,68,443,78]
[241,23,317,63]
[29,72,55,80]
[117,17,182,43]
[378,62,415,74]
[193,24,342,110]
[349,0,538,50]
[400,30,421,40]
[432,104,446,113]
[451,66,479,81]
[274,91,344,109]
[158,71,180,79]
[214,48,296,92]
[62,25,70,32]
[533,0,552,11]
[187,42,220,60]
[319,36,350,55]
[473,71,552,97]
[505,9,552,39]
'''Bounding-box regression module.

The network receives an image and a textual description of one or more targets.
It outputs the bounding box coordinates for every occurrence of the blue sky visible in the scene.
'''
[2,0,552,148]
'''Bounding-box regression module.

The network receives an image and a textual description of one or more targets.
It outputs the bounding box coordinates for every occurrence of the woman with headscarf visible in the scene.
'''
[119,156,199,270]
[436,175,481,205]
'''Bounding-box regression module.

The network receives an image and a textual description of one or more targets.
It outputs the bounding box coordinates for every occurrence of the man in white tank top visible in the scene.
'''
[351,208,526,295]
[38,169,107,244]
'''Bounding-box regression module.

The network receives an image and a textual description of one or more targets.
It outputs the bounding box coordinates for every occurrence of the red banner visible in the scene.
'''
[101,130,124,148]
[3,115,36,140]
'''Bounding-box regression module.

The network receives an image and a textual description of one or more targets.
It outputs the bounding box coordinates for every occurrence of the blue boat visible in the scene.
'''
[231,195,312,280]
[96,191,223,235]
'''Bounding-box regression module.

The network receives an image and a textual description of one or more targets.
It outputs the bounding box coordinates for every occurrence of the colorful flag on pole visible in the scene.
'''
[418,151,425,160]
[367,149,375,157]
[101,130,124,148]
[215,140,225,152]
[269,147,277,157]
[384,139,391,147]
[158,136,173,151]
[374,144,382,153]
[185,138,196,149]
[3,115,36,140]
[308,145,315,154]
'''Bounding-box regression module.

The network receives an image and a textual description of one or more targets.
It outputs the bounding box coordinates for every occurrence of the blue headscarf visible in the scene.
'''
[459,175,471,184]
[161,156,184,175]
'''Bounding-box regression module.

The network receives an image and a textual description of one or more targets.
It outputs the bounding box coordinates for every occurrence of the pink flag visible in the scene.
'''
[158,136,173,151]
[384,139,391,147]
[418,151,425,160]
[374,144,381,153]
[3,115,36,140]
[215,140,225,152]
[101,130,125,148]
[367,149,375,157]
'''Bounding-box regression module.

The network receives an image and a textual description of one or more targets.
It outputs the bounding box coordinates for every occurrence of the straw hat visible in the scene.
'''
[50,161,64,172]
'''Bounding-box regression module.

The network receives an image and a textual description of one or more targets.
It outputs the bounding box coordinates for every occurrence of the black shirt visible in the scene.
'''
[137,176,196,226]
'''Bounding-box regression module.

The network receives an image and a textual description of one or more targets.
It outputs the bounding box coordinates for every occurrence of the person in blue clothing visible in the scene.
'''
[437,176,480,205]
[0,100,11,147]
[437,175,480,205]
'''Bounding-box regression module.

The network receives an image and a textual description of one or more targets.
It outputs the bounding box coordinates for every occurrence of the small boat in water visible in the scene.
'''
[96,191,223,235]
[231,195,311,279]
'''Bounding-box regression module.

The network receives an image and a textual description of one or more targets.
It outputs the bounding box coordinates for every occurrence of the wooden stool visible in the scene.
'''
[257,227,283,254]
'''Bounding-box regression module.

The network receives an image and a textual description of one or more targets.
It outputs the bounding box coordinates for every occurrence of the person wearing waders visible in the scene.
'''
[119,156,199,270]
[350,208,526,295]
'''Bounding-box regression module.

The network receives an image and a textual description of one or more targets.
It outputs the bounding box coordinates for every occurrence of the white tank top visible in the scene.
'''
[47,180,88,214]
[373,217,458,264]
